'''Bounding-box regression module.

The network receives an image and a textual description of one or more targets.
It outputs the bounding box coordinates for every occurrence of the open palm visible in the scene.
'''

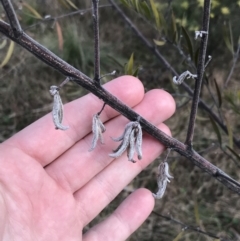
[0,76,175,241]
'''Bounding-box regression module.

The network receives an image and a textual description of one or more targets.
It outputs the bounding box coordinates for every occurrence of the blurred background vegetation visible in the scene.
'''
[0,0,240,240]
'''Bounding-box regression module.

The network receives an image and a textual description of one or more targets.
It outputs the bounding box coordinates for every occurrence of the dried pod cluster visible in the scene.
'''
[109,121,142,163]
[49,85,69,130]
[89,114,106,151]
[152,162,173,199]
[48,84,172,199]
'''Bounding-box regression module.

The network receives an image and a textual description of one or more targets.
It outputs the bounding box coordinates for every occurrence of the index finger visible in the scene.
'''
[4,76,145,166]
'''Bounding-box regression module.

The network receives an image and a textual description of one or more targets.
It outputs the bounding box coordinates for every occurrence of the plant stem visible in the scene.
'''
[185,0,211,148]
[224,43,240,88]
[0,19,239,194]
[92,0,100,83]
[0,0,22,38]
[108,0,240,148]
[152,212,230,241]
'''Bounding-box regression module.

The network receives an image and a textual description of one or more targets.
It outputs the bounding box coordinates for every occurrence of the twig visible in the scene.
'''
[224,43,240,88]
[17,4,112,31]
[0,0,22,37]
[185,0,211,148]
[152,211,232,241]
[92,0,100,83]
[97,103,106,115]
[220,146,240,168]
[108,0,240,149]
[0,18,240,193]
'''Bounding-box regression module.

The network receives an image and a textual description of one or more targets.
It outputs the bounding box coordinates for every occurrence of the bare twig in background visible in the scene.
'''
[224,43,240,88]
[185,0,211,148]
[0,2,240,194]
[0,0,22,37]
[108,0,240,149]
[11,4,112,31]
[92,0,100,83]
[152,211,232,241]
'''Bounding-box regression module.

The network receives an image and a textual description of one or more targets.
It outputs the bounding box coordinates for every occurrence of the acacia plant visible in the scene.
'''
[0,0,240,239]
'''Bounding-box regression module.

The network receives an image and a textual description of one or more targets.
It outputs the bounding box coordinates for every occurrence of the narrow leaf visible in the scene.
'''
[65,0,78,10]
[225,117,233,149]
[226,146,240,162]
[224,94,240,115]
[132,66,140,77]
[153,39,165,46]
[107,55,124,68]
[22,2,42,19]
[55,21,64,51]
[149,0,160,29]
[126,53,134,75]
[172,231,184,241]
[133,0,140,12]
[223,22,234,55]
[139,1,151,19]
[120,0,130,8]
[209,115,222,145]
[171,11,178,43]
[158,10,167,33]
[194,200,200,226]
[213,78,222,108]
[0,39,7,49]
[0,40,14,68]
[181,26,194,60]
[57,0,70,8]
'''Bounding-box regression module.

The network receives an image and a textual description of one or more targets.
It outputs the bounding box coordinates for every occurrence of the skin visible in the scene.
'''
[0,76,175,241]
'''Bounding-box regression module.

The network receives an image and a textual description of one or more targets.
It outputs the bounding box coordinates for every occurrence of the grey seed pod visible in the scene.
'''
[111,122,134,142]
[127,129,136,162]
[153,162,173,199]
[111,122,135,155]
[109,120,143,162]
[135,122,142,160]
[49,85,69,131]
[173,71,197,85]
[89,114,106,152]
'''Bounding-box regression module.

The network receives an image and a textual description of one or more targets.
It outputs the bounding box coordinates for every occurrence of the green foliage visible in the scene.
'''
[124,53,140,77]
[209,115,222,146]
[181,26,194,61]
[120,0,166,31]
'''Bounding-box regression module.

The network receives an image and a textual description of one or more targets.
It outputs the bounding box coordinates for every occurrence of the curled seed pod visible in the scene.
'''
[195,30,208,39]
[109,120,143,162]
[152,162,173,199]
[173,71,197,85]
[89,114,106,152]
[49,85,69,131]
[111,122,134,142]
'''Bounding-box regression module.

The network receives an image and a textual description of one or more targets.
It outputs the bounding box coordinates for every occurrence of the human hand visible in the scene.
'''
[0,76,175,241]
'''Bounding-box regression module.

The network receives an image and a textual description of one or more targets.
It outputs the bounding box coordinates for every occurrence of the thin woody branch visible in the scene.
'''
[152,212,231,241]
[108,0,240,149]
[0,0,22,38]
[92,0,100,83]
[185,0,211,148]
[0,19,239,195]
[224,43,240,88]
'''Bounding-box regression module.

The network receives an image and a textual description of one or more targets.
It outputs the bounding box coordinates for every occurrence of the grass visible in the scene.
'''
[0,0,240,240]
